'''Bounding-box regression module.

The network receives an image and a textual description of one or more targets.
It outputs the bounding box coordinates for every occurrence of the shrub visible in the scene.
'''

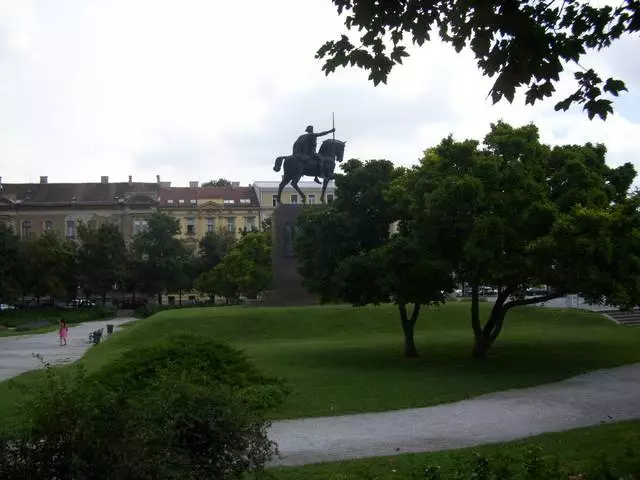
[0,336,287,480]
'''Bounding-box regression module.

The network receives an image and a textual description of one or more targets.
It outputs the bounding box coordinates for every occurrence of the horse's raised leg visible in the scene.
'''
[321,176,330,204]
[277,174,290,205]
[291,176,306,205]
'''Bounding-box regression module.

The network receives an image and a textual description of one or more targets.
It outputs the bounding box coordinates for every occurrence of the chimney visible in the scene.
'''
[128,175,132,184]
[189,181,199,188]
[231,181,240,188]
[156,174,161,183]
[40,176,48,184]
[101,176,108,184]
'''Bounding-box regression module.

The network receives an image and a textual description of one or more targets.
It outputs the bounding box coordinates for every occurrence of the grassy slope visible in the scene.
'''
[2,302,640,429]
[263,420,640,479]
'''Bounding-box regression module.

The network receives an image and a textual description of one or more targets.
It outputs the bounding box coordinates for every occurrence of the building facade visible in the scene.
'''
[0,176,159,241]
[158,182,260,250]
[252,180,337,225]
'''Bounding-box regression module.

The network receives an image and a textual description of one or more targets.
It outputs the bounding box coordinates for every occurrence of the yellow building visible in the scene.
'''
[158,182,260,250]
[251,180,337,225]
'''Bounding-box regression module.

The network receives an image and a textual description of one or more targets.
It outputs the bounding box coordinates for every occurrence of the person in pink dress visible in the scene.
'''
[59,319,69,346]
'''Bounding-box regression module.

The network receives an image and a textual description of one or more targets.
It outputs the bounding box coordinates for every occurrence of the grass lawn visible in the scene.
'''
[1,302,640,430]
[261,420,640,479]
[0,325,58,337]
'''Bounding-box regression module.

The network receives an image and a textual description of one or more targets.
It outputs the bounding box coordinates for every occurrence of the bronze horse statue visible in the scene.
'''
[273,138,346,204]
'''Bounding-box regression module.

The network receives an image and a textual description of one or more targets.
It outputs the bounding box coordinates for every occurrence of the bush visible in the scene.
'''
[0,336,287,480]
[0,306,116,328]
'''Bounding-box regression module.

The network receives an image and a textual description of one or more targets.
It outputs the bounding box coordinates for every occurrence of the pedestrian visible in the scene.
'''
[59,318,69,346]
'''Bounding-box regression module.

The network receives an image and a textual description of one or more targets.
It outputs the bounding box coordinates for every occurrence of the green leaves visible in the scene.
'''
[318,0,637,119]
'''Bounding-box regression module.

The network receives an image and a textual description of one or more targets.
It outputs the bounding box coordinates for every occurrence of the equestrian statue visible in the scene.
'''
[273,123,346,204]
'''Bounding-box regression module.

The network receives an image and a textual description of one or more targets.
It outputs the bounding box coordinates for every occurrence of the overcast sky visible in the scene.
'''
[1,0,639,187]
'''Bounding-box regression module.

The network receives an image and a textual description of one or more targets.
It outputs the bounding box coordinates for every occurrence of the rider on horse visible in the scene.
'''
[292,125,335,184]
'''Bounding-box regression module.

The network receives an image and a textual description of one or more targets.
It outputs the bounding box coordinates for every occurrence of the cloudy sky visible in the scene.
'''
[1,0,639,187]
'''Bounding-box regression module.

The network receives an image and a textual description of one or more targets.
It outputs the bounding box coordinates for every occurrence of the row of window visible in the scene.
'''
[166,198,252,205]
[19,216,258,238]
[270,193,333,207]
[20,219,77,238]
[132,216,257,236]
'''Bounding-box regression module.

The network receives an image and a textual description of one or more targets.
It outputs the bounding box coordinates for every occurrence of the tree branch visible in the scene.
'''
[503,292,565,311]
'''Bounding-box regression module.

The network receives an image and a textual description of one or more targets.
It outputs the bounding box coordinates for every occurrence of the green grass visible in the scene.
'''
[261,420,640,479]
[2,303,640,430]
[0,325,58,337]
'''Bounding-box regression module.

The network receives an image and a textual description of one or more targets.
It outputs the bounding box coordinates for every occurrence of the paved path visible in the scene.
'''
[268,363,640,466]
[0,318,136,382]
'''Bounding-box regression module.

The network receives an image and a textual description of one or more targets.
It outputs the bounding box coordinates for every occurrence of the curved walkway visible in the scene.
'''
[268,363,640,466]
[0,318,135,382]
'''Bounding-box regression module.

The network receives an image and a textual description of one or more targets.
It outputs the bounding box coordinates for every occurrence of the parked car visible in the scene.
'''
[68,298,96,308]
[0,303,15,311]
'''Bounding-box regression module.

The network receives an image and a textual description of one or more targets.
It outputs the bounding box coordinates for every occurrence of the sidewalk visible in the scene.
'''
[269,363,640,466]
[0,318,136,382]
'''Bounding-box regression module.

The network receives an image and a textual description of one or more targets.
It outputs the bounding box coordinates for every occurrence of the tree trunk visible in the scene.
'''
[399,302,421,358]
[102,291,106,306]
[178,288,182,306]
[157,293,162,305]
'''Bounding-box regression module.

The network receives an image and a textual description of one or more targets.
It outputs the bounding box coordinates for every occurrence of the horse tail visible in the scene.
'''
[273,156,285,172]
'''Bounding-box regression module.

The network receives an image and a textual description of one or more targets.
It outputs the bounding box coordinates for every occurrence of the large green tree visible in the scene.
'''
[391,121,640,358]
[77,221,127,304]
[196,231,272,303]
[197,229,237,273]
[130,213,191,304]
[25,231,77,302]
[295,159,453,357]
[318,0,638,119]
[0,224,26,303]
[202,178,232,187]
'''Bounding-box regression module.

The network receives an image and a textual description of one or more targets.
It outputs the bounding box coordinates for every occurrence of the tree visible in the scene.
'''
[25,231,77,302]
[392,121,640,358]
[77,221,126,304]
[261,217,272,232]
[198,229,236,273]
[195,231,272,303]
[317,0,639,119]
[0,224,26,303]
[202,178,232,187]
[295,159,453,357]
[130,213,191,304]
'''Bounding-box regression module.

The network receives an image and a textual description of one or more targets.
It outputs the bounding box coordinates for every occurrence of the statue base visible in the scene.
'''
[261,204,320,307]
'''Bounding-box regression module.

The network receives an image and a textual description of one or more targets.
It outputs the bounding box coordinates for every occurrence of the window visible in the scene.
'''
[178,199,185,204]
[66,219,76,238]
[327,194,334,203]
[226,217,236,233]
[240,198,250,204]
[21,220,32,237]
[244,216,256,231]
[290,194,298,204]
[167,199,174,204]
[186,217,195,235]
[44,220,53,231]
[308,194,316,204]
[272,194,278,207]
[132,219,147,235]
[223,199,234,205]
[190,199,196,205]
[207,217,215,232]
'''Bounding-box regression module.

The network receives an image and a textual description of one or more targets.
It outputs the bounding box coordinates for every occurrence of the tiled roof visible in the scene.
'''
[0,182,160,206]
[159,186,259,207]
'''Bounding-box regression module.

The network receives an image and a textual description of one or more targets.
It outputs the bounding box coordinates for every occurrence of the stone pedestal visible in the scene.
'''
[262,204,319,306]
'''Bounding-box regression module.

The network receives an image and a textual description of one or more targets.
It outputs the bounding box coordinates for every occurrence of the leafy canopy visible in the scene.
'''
[317,0,639,119]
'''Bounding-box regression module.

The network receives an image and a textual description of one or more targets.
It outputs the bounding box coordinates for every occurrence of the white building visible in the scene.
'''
[252,180,337,223]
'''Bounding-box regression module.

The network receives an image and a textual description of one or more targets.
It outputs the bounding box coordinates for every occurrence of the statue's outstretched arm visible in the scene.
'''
[316,128,336,137]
